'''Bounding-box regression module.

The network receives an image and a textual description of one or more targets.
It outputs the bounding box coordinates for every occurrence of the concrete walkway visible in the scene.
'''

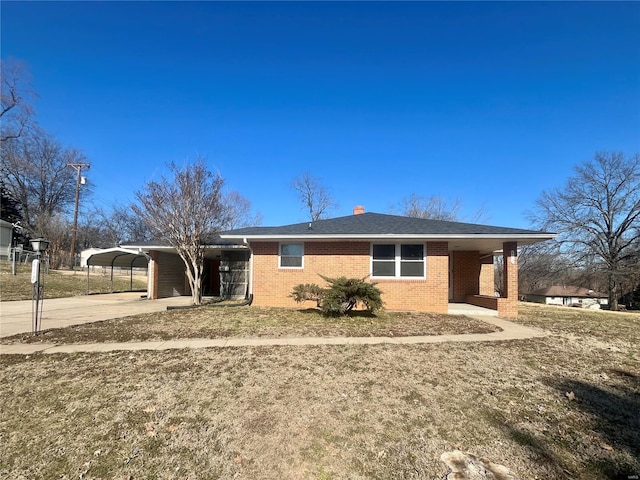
[0,292,193,338]
[0,315,548,355]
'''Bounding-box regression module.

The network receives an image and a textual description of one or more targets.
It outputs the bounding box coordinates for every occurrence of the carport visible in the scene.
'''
[86,248,149,293]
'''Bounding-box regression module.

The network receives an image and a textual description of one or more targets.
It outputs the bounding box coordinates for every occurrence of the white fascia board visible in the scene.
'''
[220,233,556,242]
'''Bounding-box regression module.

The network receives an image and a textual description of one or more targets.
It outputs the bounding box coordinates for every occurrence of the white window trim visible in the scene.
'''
[279,242,304,269]
[370,242,426,279]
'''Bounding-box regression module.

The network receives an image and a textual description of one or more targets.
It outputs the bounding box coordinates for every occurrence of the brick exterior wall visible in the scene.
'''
[146,240,517,316]
[249,240,449,313]
[450,251,495,300]
[479,255,495,296]
[451,251,480,301]
[466,294,498,310]
[451,243,518,318]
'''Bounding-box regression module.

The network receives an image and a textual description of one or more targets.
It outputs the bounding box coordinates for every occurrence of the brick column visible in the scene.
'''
[500,242,518,318]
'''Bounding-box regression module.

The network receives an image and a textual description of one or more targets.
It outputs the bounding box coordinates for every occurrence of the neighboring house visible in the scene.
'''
[121,239,250,300]
[525,286,608,308]
[215,208,555,318]
[80,248,103,268]
[0,219,13,260]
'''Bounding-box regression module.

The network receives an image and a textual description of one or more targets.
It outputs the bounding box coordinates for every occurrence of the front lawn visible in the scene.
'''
[0,304,638,479]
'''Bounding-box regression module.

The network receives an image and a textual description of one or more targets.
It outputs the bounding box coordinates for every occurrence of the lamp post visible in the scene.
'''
[30,237,50,334]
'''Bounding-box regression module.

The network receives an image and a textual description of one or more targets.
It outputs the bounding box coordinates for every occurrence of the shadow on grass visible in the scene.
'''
[484,409,572,479]
[547,373,640,479]
[484,370,640,479]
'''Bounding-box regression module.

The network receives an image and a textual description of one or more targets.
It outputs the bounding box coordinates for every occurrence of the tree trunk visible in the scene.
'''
[180,253,203,306]
[191,276,202,305]
[608,272,618,311]
[192,265,203,305]
[188,264,203,306]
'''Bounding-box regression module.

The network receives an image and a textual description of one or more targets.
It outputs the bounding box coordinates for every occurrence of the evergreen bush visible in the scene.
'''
[290,275,383,316]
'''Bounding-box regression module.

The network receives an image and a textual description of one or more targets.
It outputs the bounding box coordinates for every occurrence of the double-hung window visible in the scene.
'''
[372,243,425,278]
[279,243,303,268]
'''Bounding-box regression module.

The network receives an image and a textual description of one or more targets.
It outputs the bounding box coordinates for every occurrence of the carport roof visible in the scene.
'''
[86,248,149,268]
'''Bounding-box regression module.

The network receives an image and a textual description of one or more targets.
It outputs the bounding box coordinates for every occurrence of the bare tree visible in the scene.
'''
[393,193,487,223]
[222,191,262,230]
[90,203,156,247]
[36,213,73,269]
[397,193,462,221]
[1,58,37,143]
[2,127,90,268]
[133,158,231,305]
[1,127,88,231]
[517,242,571,294]
[291,172,336,221]
[529,152,640,310]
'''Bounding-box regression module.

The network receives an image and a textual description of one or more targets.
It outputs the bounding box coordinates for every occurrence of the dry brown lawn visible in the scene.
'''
[0,303,638,479]
[0,262,148,301]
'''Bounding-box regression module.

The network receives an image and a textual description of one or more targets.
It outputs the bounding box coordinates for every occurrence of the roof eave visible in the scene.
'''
[122,244,247,250]
[220,233,557,242]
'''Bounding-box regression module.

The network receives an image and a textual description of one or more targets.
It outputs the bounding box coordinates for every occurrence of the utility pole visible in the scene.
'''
[68,162,90,269]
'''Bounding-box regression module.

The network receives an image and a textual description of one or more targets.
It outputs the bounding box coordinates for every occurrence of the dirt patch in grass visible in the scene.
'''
[2,306,500,344]
[1,331,638,480]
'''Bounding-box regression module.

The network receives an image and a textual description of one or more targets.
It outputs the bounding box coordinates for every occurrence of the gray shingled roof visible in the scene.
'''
[123,235,239,248]
[220,212,551,237]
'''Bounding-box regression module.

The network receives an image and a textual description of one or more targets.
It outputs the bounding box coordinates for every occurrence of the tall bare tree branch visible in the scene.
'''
[1,58,37,143]
[291,172,336,221]
[392,193,488,223]
[529,151,640,309]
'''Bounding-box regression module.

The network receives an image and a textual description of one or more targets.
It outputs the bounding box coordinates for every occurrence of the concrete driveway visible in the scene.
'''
[0,292,193,338]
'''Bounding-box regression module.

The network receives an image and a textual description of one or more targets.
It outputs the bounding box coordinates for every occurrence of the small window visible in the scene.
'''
[372,243,425,278]
[280,243,303,268]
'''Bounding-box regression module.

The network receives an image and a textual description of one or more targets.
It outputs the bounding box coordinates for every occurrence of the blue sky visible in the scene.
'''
[2,1,639,229]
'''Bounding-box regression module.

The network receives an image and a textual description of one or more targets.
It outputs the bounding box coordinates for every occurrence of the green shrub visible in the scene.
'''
[290,276,383,316]
[290,283,324,307]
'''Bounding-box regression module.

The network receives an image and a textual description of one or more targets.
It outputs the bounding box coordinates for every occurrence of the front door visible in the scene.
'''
[202,259,221,296]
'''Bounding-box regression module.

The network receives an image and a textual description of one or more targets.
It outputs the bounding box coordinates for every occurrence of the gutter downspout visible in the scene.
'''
[244,238,254,303]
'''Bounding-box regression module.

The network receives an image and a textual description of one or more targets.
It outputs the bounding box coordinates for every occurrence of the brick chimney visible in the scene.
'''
[353,205,365,215]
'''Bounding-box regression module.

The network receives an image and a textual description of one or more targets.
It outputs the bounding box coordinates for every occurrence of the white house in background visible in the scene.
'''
[80,248,103,268]
[525,285,608,309]
[0,219,14,260]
